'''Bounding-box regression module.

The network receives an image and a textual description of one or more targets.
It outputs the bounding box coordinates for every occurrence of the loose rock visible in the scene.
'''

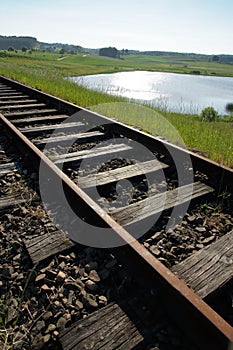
[85,279,98,292]
[83,294,98,308]
[89,270,101,282]
[56,271,66,282]
[46,324,56,334]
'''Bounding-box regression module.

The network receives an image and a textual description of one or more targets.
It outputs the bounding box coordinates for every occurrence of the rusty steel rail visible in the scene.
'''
[0,75,232,349]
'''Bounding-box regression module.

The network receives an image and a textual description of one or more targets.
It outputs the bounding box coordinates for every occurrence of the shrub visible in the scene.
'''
[191,70,201,75]
[0,51,7,57]
[200,107,219,122]
[226,103,233,114]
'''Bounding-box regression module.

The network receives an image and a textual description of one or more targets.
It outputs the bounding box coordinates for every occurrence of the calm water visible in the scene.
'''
[69,71,233,115]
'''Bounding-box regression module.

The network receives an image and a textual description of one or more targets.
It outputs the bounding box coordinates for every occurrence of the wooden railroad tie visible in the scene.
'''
[171,230,233,298]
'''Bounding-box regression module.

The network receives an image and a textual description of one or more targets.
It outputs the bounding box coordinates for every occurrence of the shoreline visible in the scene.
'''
[74,66,233,79]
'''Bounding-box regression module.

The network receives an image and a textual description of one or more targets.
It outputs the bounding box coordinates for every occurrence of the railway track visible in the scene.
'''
[0,75,232,350]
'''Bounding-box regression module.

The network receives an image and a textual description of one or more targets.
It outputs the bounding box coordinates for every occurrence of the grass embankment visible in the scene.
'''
[0,51,126,106]
[0,51,232,167]
[91,103,232,167]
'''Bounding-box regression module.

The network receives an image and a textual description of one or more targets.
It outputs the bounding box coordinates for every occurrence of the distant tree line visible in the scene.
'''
[214,55,233,64]
[121,49,129,55]
[1,35,233,64]
[0,35,85,54]
[141,50,233,64]
[0,36,37,50]
[39,42,83,54]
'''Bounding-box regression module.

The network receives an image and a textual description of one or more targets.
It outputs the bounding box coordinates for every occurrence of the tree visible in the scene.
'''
[212,55,219,62]
[200,107,219,122]
[99,47,119,59]
[22,46,27,52]
[0,36,37,50]
[121,48,129,56]
[7,46,14,52]
[226,103,233,115]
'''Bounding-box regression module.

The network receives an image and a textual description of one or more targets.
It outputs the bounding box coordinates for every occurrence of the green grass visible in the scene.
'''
[0,52,127,106]
[2,50,233,77]
[90,103,233,167]
[122,54,233,77]
[0,51,232,167]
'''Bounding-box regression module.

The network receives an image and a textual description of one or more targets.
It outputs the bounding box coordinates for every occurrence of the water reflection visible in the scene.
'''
[69,71,233,115]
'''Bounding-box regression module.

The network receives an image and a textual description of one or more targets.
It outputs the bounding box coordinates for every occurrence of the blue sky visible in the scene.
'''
[1,0,233,54]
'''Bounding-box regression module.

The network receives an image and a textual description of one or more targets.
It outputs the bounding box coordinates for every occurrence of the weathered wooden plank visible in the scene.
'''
[171,230,233,298]
[12,114,68,124]
[0,103,46,110]
[0,195,27,211]
[0,162,17,175]
[0,95,29,100]
[19,121,84,134]
[0,99,38,105]
[79,159,168,188]
[33,131,104,147]
[25,231,75,264]
[5,108,58,118]
[53,143,132,165]
[111,182,214,226]
[0,89,17,93]
[59,302,144,350]
[0,92,22,96]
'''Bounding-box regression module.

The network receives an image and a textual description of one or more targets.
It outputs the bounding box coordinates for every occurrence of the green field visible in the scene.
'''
[1,50,233,78]
[0,51,232,167]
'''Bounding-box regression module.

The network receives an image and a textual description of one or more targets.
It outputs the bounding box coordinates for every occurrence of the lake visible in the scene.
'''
[69,71,233,115]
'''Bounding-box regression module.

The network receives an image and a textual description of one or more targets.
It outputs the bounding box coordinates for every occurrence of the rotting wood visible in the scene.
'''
[5,109,58,118]
[0,92,22,97]
[25,231,75,264]
[0,195,28,211]
[0,162,17,175]
[112,182,214,226]
[171,230,233,298]
[0,90,18,94]
[59,302,145,350]
[0,99,38,105]
[19,121,84,134]
[79,159,168,188]
[0,103,46,110]
[12,114,68,124]
[0,95,29,100]
[53,143,133,165]
[33,131,104,147]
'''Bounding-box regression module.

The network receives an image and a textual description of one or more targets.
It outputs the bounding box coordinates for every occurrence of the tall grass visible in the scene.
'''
[91,103,233,167]
[0,52,232,167]
[0,58,125,107]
